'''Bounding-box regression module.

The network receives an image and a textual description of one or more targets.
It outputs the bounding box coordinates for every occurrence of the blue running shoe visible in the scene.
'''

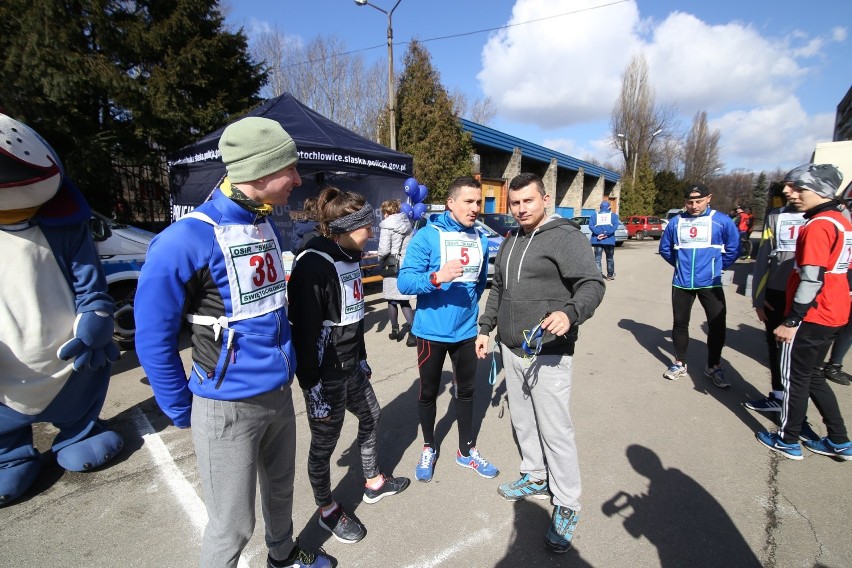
[498,473,550,501]
[456,447,499,478]
[663,362,687,380]
[544,506,580,553]
[756,431,803,460]
[415,446,437,482]
[802,437,852,461]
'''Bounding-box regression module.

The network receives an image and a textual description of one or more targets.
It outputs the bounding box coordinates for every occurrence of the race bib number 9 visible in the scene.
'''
[230,240,287,304]
[678,219,712,248]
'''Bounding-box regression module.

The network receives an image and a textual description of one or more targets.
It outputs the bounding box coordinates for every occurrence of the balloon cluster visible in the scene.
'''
[400,177,428,220]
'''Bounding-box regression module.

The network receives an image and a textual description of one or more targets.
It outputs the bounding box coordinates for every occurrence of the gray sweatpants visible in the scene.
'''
[192,385,297,568]
[501,346,582,511]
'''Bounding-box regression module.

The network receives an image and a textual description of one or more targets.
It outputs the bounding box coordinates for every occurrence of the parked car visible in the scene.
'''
[624,215,664,240]
[414,214,502,281]
[570,216,628,247]
[88,212,155,350]
[478,212,519,237]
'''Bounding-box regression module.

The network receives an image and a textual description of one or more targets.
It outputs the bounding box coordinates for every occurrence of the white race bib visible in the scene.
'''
[775,212,805,252]
[596,212,612,225]
[676,214,713,249]
[185,212,286,322]
[433,226,484,283]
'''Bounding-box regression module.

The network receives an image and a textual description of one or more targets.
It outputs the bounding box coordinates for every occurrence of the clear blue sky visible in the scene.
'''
[226,0,851,175]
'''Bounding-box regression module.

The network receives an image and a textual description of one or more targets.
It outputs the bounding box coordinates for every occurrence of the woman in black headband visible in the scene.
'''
[288,187,410,544]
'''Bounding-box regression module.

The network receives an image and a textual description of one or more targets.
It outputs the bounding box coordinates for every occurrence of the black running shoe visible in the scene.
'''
[362,473,411,504]
[318,505,366,544]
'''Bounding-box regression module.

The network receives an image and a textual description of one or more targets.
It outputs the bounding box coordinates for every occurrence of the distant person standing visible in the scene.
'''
[658,183,740,387]
[397,176,498,483]
[589,199,619,280]
[376,199,416,346]
[756,163,852,461]
[292,196,320,255]
[476,173,605,553]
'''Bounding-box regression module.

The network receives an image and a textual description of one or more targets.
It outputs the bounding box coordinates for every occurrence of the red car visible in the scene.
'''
[625,215,664,240]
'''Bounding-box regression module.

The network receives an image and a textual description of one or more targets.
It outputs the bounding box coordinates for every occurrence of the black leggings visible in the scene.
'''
[671,286,727,367]
[416,337,477,455]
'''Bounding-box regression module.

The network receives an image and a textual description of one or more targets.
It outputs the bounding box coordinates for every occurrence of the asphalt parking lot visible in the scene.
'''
[2,239,851,568]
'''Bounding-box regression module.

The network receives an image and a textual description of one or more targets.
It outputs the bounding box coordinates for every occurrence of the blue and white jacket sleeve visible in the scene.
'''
[397,228,438,295]
[658,219,677,266]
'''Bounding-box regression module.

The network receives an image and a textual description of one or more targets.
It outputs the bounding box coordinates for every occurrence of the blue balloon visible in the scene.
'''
[404,177,419,197]
[413,203,427,220]
[416,184,429,204]
[401,202,414,219]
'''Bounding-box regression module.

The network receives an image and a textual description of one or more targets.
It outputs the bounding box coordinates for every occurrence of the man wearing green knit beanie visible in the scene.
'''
[218,116,301,210]
[135,116,332,568]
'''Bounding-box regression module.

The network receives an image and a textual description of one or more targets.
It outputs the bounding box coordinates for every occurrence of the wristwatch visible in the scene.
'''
[782,316,802,328]
[429,272,439,286]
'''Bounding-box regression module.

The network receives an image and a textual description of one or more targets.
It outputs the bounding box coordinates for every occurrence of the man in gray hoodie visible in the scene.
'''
[475,173,605,553]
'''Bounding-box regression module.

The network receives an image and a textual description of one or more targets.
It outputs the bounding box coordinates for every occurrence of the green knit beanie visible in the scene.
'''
[219,117,298,183]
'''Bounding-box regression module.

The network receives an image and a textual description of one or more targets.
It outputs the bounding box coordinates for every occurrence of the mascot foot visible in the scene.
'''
[0,458,43,507]
[56,430,123,472]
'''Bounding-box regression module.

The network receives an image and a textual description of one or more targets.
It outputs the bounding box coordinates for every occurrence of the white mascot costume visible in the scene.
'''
[0,113,123,506]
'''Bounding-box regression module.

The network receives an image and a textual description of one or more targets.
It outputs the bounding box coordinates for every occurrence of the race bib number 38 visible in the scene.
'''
[230,239,287,304]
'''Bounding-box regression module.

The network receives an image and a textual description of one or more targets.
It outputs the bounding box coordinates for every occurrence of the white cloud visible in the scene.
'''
[710,98,834,171]
[477,0,843,172]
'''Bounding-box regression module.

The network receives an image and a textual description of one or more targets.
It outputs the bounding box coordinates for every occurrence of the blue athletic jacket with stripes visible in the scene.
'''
[658,207,740,289]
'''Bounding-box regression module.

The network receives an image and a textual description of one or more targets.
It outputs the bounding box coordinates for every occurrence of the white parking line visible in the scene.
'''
[132,407,251,568]
[402,524,508,568]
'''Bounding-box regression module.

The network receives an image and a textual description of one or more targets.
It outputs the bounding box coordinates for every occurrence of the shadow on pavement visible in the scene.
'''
[618,319,673,367]
[601,445,761,567]
[495,498,594,567]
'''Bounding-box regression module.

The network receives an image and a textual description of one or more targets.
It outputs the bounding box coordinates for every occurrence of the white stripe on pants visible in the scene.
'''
[192,385,297,568]
[501,345,582,511]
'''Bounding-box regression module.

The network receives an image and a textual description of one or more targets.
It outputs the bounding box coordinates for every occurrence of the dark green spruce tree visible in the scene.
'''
[0,0,265,209]
[619,155,656,216]
[395,40,473,203]
[653,170,688,214]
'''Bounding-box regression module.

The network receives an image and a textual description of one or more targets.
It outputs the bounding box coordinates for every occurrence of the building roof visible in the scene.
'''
[460,118,621,183]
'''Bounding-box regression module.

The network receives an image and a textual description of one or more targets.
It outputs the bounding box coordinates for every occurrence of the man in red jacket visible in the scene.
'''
[756,163,852,461]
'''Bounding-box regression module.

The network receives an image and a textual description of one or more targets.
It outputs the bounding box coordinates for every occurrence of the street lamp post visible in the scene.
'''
[355,0,403,150]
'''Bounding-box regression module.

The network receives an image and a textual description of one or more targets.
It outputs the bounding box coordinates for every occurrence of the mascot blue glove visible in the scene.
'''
[58,311,121,371]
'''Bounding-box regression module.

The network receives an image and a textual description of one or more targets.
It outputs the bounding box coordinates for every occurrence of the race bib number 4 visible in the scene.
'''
[229,240,287,305]
[341,268,365,315]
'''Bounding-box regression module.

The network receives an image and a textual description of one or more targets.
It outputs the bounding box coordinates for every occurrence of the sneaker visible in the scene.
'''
[756,431,803,460]
[318,505,366,544]
[388,326,400,340]
[268,540,331,568]
[456,447,499,478]
[544,506,580,553]
[802,437,852,460]
[704,365,730,388]
[799,420,821,443]
[363,473,410,504]
[663,362,687,380]
[743,393,781,413]
[498,473,550,501]
[824,363,851,386]
[605,275,615,281]
[415,446,437,482]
